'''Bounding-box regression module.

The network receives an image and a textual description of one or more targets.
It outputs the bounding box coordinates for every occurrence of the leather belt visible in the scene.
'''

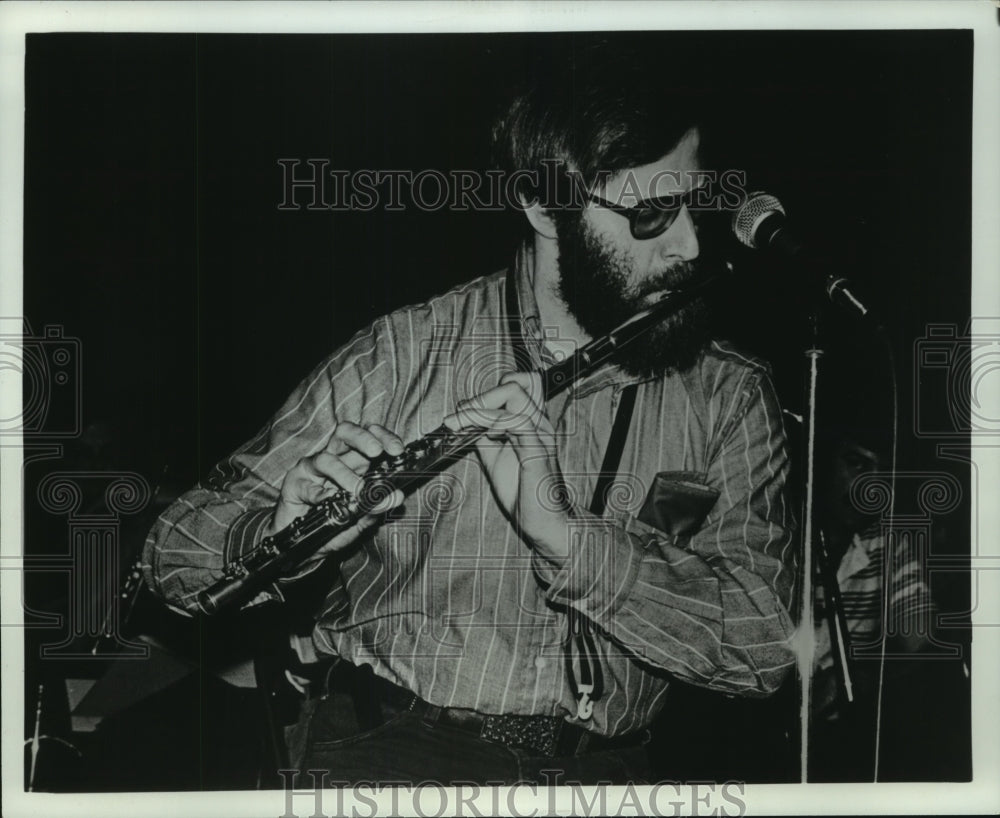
[373,675,645,758]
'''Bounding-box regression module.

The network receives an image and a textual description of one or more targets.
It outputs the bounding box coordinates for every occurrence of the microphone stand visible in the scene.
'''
[817,529,856,713]
[796,310,855,782]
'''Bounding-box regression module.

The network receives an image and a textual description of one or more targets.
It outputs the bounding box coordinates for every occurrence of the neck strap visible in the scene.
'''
[505,265,639,719]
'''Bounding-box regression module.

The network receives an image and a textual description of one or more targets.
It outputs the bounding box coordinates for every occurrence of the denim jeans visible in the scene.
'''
[298,693,651,787]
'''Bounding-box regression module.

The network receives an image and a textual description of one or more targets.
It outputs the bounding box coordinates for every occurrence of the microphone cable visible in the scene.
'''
[871,323,900,783]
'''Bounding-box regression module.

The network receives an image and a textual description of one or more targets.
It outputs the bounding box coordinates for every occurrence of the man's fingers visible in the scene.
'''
[287,427,407,510]
[298,479,331,505]
[274,423,408,540]
[332,421,386,459]
[489,376,546,426]
[499,371,544,408]
[309,452,365,495]
[366,424,405,457]
[325,423,403,475]
[443,406,505,432]
[338,449,370,475]
[443,374,546,434]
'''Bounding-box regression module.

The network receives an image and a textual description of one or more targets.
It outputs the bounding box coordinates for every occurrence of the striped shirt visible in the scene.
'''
[143,245,798,736]
[813,528,937,719]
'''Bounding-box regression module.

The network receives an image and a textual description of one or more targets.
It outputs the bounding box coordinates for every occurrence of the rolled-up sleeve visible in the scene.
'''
[539,370,798,697]
[142,319,396,613]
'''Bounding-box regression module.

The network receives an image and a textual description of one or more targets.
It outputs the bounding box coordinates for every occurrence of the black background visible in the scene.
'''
[22,31,973,787]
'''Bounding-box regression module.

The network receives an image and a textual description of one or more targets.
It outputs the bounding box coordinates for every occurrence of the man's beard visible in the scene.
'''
[554,213,713,378]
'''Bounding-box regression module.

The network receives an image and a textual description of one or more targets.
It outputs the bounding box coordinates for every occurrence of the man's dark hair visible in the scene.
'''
[491,37,718,208]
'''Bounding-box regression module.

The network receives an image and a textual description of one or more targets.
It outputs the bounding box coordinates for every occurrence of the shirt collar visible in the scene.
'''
[510,242,550,366]
[511,241,658,398]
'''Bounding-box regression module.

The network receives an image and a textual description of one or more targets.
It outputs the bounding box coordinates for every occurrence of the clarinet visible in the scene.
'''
[195,270,726,614]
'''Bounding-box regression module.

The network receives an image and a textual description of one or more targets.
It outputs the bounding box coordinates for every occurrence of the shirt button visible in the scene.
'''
[534,656,548,671]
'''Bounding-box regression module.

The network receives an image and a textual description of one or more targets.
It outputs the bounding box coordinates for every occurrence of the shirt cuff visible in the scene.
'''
[535,516,644,626]
[221,507,285,608]
[223,507,274,568]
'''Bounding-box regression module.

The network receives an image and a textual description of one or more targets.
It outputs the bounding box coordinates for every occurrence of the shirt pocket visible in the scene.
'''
[636,470,720,541]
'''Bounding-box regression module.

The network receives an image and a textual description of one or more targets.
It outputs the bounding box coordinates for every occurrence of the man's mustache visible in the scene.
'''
[635,260,700,299]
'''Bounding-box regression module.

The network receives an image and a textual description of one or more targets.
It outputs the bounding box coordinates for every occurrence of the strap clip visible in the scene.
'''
[575,684,594,720]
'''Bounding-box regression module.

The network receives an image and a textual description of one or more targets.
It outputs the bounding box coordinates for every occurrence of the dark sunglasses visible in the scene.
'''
[586,186,706,240]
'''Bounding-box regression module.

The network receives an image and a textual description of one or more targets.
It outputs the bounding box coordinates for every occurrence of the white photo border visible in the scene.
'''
[1,2,997,816]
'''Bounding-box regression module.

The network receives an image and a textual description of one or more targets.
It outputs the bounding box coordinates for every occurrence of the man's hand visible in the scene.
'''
[443,372,572,569]
[267,422,406,560]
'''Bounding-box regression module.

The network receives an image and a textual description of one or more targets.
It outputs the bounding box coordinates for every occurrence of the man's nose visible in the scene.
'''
[657,204,699,262]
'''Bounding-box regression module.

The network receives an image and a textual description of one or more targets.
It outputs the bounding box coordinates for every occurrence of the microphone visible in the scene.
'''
[732,191,876,324]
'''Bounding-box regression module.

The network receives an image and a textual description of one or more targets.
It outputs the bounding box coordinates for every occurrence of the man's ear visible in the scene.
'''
[521,200,559,240]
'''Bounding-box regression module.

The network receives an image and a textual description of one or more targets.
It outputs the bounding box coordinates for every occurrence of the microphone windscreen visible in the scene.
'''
[732,191,785,248]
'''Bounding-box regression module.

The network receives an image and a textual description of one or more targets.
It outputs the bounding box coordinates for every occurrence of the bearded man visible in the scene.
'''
[143,43,797,786]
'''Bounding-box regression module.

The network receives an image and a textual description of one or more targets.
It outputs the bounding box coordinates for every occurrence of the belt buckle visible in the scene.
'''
[482,714,562,757]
